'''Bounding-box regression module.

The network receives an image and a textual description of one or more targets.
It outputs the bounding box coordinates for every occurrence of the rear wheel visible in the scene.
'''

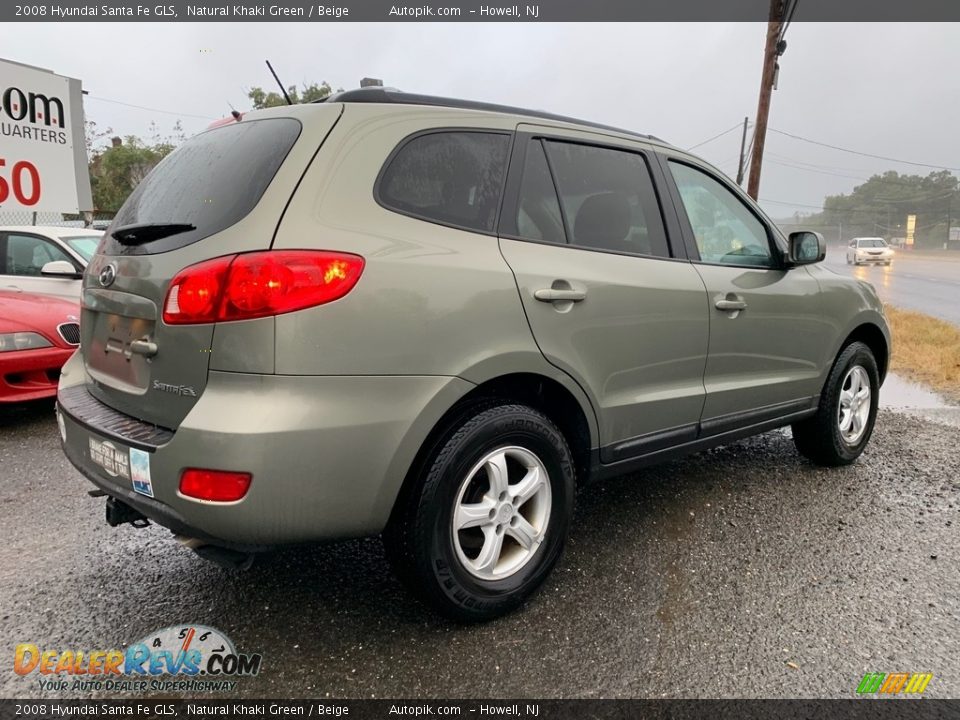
[792,341,879,466]
[384,403,575,622]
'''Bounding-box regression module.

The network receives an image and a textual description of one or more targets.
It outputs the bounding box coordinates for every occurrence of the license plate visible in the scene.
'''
[88,437,154,497]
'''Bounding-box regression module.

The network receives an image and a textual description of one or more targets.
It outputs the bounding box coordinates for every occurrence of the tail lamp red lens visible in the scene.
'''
[179,469,252,502]
[162,250,365,324]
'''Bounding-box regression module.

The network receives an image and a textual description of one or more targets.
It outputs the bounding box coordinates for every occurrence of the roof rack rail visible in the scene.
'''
[316,87,666,144]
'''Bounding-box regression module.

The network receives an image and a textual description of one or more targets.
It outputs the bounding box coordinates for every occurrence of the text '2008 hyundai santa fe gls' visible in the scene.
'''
[56,88,890,621]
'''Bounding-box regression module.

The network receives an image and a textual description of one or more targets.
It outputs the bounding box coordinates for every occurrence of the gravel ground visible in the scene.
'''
[0,401,957,699]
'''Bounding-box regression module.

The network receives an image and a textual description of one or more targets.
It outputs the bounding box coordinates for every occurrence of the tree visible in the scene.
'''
[246,81,339,109]
[86,119,185,212]
[812,170,959,248]
[85,119,114,155]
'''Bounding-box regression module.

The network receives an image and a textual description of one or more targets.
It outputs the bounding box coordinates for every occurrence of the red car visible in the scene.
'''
[0,291,80,403]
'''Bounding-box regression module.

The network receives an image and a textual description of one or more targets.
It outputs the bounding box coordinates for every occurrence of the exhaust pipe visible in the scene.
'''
[175,535,255,571]
[105,497,150,528]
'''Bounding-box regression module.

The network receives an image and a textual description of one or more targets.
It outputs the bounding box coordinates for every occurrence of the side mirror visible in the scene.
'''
[787,231,826,266]
[41,260,82,279]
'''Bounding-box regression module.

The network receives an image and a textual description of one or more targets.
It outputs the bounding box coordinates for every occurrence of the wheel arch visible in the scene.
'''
[841,321,890,385]
[382,371,598,534]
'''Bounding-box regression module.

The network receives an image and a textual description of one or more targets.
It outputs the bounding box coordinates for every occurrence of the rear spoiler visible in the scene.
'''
[206,112,243,130]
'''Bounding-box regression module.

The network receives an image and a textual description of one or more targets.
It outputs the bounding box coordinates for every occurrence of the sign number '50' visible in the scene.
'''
[0,158,41,206]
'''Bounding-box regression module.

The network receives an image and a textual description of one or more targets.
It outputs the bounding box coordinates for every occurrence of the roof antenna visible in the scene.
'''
[265,60,294,105]
[227,101,242,121]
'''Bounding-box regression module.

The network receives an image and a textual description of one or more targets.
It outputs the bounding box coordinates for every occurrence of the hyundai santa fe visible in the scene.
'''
[56,88,890,621]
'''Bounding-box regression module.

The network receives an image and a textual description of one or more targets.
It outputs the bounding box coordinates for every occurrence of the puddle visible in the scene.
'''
[881,373,952,410]
[880,373,960,428]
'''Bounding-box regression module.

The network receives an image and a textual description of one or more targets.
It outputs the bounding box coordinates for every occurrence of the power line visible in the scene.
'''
[778,0,800,44]
[761,198,826,210]
[86,95,218,121]
[768,127,960,172]
[765,157,870,182]
[764,156,953,189]
[766,151,891,175]
[686,122,745,151]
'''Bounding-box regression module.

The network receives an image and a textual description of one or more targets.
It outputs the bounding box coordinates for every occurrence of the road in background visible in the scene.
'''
[822,250,960,325]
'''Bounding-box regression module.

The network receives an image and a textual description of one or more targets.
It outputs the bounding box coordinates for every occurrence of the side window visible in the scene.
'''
[513,140,565,244]
[377,131,511,233]
[668,161,773,267]
[4,234,74,277]
[543,141,670,258]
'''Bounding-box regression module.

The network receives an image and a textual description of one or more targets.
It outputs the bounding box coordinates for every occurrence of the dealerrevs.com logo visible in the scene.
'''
[14,625,262,693]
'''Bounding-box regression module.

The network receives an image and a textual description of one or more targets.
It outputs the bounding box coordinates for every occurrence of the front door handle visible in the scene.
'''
[715,299,747,312]
[535,288,587,303]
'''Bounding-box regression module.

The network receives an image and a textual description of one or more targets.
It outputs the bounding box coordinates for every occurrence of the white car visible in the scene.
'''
[847,237,894,266]
[1,226,103,300]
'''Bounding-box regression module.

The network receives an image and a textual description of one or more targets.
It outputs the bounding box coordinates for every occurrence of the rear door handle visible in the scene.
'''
[534,288,586,303]
[715,299,747,311]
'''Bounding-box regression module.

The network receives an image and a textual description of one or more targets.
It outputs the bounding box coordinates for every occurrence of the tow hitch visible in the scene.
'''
[105,496,150,528]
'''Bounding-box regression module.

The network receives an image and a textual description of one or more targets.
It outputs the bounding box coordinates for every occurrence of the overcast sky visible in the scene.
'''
[6,22,959,218]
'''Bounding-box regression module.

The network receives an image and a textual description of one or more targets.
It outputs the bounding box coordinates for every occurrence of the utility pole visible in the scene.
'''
[948,193,953,250]
[746,0,790,200]
[735,116,750,186]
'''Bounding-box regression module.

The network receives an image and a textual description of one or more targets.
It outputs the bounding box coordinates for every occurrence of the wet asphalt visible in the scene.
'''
[822,250,960,326]
[0,399,958,699]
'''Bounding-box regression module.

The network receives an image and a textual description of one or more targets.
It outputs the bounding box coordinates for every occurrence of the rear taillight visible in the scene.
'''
[162,250,364,325]
[179,469,252,502]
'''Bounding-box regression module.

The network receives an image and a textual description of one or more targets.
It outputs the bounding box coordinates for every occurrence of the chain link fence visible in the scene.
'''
[0,210,115,230]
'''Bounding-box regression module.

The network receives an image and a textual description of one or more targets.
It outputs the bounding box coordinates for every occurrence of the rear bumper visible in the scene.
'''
[0,346,74,403]
[56,352,473,545]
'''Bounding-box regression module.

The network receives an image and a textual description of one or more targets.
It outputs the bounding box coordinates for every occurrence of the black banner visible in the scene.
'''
[4,0,960,23]
[2,700,960,720]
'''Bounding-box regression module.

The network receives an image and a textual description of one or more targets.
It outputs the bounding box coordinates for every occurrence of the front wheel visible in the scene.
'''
[384,403,575,621]
[792,341,879,466]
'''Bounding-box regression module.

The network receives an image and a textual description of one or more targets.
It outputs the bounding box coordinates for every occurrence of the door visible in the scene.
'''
[0,232,82,299]
[498,133,709,462]
[662,157,833,432]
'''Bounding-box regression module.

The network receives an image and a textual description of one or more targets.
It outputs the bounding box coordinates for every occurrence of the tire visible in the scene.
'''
[384,403,575,622]
[792,341,879,466]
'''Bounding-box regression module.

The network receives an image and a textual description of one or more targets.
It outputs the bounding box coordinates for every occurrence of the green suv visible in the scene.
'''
[57,89,889,621]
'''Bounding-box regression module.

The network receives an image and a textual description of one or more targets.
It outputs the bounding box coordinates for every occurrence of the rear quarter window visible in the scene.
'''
[101,118,302,255]
[376,131,511,234]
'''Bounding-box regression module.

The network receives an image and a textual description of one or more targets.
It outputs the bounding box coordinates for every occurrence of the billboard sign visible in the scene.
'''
[905,214,916,246]
[0,58,92,213]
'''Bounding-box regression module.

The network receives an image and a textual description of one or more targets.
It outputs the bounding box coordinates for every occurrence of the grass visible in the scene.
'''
[884,305,960,403]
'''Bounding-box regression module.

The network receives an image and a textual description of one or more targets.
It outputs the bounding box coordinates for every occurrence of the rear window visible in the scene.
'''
[377,131,511,234]
[101,118,301,255]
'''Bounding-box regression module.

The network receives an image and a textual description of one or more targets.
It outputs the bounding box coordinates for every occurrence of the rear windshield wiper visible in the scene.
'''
[111,223,196,245]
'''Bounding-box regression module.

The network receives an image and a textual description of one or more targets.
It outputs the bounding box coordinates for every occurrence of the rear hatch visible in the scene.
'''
[81,105,342,429]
